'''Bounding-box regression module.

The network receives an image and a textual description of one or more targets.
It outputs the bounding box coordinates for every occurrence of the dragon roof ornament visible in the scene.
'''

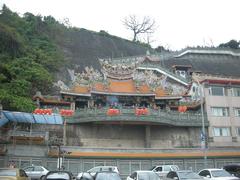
[99,57,144,80]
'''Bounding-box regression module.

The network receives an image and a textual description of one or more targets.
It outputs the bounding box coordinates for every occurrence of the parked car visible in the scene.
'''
[151,165,179,177]
[77,166,119,180]
[165,170,203,180]
[223,164,240,178]
[198,168,239,180]
[0,168,29,180]
[44,170,74,180]
[126,170,160,180]
[23,165,49,180]
[95,171,121,180]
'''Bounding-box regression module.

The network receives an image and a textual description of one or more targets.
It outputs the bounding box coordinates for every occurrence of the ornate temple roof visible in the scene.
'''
[90,79,155,96]
[60,58,188,98]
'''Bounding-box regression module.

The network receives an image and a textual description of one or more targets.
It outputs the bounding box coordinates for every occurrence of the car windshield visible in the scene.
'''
[211,170,231,177]
[0,169,17,176]
[150,166,157,171]
[172,165,179,171]
[178,171,202,179]
[95,172,121,180]
[138,172,160,180]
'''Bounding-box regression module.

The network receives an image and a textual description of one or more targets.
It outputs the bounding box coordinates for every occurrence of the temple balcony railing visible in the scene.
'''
[8,130,48,145]
[138,63,191,84]
[66,108,208,127]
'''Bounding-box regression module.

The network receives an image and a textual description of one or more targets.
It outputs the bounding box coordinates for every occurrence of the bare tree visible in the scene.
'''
[123,15,156,42]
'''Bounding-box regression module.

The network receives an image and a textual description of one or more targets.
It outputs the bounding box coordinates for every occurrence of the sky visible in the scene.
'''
[1,0,239,50]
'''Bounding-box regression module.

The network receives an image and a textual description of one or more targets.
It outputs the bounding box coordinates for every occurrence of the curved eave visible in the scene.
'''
[91,90,155,96]
[60,91,91,97]
[155,96,182,100]
[201,79,240,85]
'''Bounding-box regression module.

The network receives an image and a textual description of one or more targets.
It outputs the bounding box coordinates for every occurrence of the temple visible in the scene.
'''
[1,48,240,176]
[59,57,188,112]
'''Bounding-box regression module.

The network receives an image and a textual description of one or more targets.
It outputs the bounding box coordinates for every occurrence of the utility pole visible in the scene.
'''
[63,118,66,146]
[198,81,207,168]
[49,137,63,170]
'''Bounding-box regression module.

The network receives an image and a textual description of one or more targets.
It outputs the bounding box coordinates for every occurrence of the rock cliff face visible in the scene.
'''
[54,28,151,85]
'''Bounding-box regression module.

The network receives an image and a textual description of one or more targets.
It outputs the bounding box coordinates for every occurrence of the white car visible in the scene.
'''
[127,170,160,180]
[23,165,49,180]
[77,166,119,179]
[198,168,240,180]
[151,165,179,177]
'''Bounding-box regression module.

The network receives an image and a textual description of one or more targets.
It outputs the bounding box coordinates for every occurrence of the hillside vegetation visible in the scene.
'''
[0,5,151,112]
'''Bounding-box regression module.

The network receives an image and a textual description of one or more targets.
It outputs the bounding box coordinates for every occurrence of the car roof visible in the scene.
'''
[200,168,224,171]
[93,166,117,168]
[135,170,156,173]
[224,164,240,168]
[175,170,193,172]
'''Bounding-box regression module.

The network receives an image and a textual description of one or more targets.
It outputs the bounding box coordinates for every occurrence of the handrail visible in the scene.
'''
[138,63,190,84]
[66,108,208,127]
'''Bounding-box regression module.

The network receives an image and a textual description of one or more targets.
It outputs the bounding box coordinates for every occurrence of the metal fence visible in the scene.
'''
[2,156,240,179]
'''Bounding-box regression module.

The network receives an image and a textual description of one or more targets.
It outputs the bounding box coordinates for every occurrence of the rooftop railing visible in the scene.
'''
[66,107,208,127]
[8,130,46,137]
[138,63,191,84]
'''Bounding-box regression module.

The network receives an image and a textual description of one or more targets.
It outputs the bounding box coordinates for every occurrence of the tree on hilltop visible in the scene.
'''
[123,15,156,42]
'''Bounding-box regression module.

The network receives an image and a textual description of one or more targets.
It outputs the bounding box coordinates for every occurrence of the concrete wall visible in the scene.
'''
[4,120,203,149]
[65,124,202,148]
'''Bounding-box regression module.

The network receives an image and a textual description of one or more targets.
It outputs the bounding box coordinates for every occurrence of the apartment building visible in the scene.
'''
[193,74,240,147]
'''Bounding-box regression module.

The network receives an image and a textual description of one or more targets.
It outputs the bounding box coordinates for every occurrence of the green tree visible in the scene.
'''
[219,39,240,49]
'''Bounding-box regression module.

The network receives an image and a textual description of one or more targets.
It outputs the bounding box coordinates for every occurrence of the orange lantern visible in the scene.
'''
[178,106,187,113]
[135,108,149,116]
[60,109,74,116]
[182,106,187,112]
[107,108,120,116]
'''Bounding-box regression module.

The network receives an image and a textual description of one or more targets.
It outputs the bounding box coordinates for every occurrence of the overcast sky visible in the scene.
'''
[1,0,239,50]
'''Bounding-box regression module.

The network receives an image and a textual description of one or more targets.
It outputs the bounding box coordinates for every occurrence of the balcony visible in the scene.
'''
[66,108,208,127]
[9,130,47,145]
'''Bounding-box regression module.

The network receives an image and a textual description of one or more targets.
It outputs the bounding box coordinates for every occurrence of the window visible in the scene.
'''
[209,86,225,96]
[34,166,44,171]
[234,108,240,117]
[155,167,162,172]
[211,107,229,116]
[213,127,230,136]
[130,172,137,179]
[236,128,240,136]
[232,87,240,97]
[199,170,211,177]
[176,70,186,78]
[163,165,171,171]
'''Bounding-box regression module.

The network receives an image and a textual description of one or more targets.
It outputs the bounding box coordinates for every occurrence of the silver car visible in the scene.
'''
[77,166,119,180]
[23,165,49,180]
